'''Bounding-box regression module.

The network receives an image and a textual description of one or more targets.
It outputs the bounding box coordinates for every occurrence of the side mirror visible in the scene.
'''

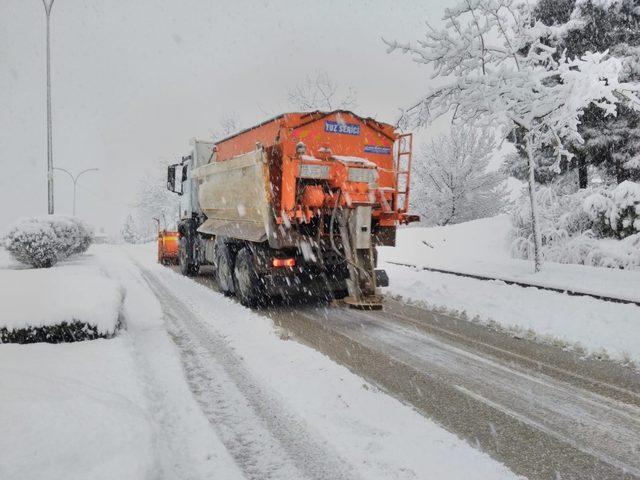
[167,165,176,192]
[167,164,183,195]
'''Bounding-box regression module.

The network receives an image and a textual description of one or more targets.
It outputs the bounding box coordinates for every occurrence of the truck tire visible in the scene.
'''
[179,238,199,276]
[215,241,236,296]
[234,247,262,307]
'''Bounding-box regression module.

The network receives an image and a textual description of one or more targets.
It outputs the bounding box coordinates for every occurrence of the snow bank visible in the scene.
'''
[381,215,640,302]
[391,214,512,263]
[384,263,640,364]
[0,338,156,480]
[380,216,640,364]
[0,263,122,335]
[0,248,17,269]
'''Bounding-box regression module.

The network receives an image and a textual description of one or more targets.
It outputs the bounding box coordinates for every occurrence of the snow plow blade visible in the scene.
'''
[341,295,384,310]
[157,230,180,265]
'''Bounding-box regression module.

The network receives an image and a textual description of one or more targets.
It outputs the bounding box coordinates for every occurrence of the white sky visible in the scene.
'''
[0,0,458,234]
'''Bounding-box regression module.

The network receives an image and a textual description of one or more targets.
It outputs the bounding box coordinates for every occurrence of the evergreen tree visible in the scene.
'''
[121,214,138,244]
[505,0,640,186]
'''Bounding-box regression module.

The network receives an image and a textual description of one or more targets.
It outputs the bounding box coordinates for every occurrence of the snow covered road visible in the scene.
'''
[285,305,640,479]
[142,270,357,480]
[125,247,518,480]
[128,247,640,480]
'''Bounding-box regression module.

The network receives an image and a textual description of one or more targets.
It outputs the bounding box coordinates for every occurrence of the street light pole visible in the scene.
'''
[42,0,55,214]
[53,167,99,216]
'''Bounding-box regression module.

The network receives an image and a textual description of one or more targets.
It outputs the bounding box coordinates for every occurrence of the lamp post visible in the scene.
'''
[53,167,99,216]
[42,0,55,214]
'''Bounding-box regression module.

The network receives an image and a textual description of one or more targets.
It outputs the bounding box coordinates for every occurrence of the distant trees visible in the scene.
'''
[211,113,242,142]
[287,70,357,111]
[123,112,246,244]
[121,159,180,243]
[412,129,508,226]
[135,159,180,231]
[386,0,639,271]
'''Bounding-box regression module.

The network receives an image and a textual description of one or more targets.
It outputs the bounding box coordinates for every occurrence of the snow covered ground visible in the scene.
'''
[379,215,640,365]
[2,221,636,477]
[0,244,520,479]
[0,338,156,479]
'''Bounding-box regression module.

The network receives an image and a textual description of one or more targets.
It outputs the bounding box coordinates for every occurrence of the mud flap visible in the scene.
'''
[375,269,389,288]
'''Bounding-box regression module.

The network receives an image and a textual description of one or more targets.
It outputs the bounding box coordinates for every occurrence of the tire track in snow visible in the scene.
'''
[139,267,360,480]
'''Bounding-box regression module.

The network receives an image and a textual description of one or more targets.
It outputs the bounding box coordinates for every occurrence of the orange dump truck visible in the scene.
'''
[167,110,417,307]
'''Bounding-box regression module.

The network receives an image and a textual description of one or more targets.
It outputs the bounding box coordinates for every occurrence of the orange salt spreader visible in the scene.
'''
[167,111,419,308]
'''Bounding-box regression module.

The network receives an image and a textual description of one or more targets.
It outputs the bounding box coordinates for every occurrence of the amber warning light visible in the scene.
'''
[272,257,296,267]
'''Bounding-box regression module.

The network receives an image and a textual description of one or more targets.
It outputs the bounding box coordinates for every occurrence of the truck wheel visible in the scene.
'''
[215,242,236,296]
[234,248,262,307]
[179,238,199,276]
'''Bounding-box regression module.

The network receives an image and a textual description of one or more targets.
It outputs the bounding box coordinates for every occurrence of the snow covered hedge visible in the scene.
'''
[511,182,640,269]
[0,266,122,344]
[0,321,106,344]
[3,215,93,268]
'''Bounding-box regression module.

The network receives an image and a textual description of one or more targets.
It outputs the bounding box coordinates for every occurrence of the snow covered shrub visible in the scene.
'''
[511,182,640,269]
[50,216,93,256]
[511,186,591,251]
[582,192,613,236]
[70,217,93,254]
[0,267,122,344]
[3,215,93,268]
[3,219,60,268]
[583,181,640,238]
[542,232,640,270]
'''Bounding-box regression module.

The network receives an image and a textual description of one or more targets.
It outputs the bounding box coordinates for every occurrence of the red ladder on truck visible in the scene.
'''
[394,133,413,214]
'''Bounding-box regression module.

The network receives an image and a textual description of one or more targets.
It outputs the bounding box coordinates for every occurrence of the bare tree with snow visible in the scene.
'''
[385,0,640,271]
[412,129,508,226]
[287,70,357,111]
[129,159,180,241]
[211,112,242,141]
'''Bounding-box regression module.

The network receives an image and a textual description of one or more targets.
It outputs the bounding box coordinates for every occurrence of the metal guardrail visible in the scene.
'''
[387,261,640,308]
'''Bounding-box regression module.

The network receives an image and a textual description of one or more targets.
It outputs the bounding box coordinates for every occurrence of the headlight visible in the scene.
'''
[348,167,377,184]
[298,163,330,180]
